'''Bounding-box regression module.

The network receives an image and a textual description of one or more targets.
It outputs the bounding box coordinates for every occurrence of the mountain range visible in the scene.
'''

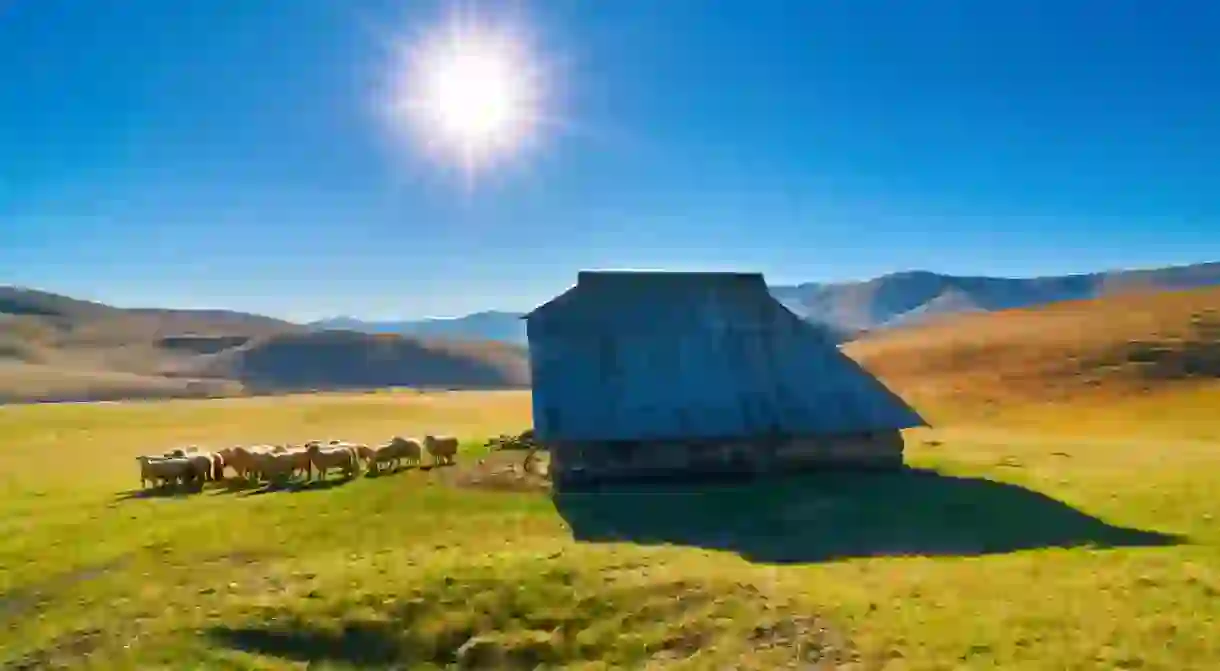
[309,261,1220,342]
[309,311,528,345]
[4,260,1219,404]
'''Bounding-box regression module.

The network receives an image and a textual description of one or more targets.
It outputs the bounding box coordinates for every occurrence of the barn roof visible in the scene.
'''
[524,270,927,442]
[524,271,787,334]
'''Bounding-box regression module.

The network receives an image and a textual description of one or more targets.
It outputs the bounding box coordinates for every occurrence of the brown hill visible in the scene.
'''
[0,287,529,403]
[773,261,1220,333]
[192,330,530,392]
[846,286,1220,413]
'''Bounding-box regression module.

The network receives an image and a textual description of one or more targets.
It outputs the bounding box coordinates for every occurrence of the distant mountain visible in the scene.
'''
[308,311,528,345]
[313,262,1220,343]
[771,262,1220,335]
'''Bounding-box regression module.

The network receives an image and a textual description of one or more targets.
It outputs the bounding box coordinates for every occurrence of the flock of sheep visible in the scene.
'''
[134,435,460,491]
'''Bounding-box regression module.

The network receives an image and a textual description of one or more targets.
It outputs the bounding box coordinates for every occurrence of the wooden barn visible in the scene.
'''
[524,270,927,489]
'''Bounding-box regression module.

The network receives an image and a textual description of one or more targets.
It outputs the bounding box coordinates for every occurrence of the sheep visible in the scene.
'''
[305,443,359,480]
[210,452,225,481]
[251,451,294,485]
[277,445,311,478]
[389,436,423,467]
[424,434,460,467]
[352,443,378,468]
[364,442,402,474]
[248,448,310,485]
[288,447,313,479]
[224,445,280,481]
[159,448,219,485]
[218,446,261,481]
[136,455,193,489]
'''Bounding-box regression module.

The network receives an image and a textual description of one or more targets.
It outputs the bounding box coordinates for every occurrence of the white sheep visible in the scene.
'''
[424,435,459,467]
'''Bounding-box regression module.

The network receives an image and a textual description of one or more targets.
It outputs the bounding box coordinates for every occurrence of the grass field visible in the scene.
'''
[2,388,1218,669]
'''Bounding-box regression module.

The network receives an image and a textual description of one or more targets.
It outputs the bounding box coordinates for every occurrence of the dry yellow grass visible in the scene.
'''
[0,362,243,404]
[847,285,1220,427]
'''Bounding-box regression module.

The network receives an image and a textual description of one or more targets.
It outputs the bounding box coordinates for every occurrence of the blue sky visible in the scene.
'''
[2,0,1218,321]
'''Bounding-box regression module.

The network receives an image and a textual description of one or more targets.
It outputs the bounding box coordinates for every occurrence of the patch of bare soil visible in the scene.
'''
[440,449,551,493]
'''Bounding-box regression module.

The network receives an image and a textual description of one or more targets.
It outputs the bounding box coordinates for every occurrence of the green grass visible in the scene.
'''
[2,390,1219,669]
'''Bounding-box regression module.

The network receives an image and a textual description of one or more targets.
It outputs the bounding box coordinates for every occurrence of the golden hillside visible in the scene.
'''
[846,286,1220,412]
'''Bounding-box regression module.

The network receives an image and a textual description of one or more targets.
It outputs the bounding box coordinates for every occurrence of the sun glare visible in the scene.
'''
[386,11,547,177]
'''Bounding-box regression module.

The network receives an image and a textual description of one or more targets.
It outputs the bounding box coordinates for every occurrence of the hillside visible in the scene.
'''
[776,261,1220,334]
[193,330,529,392]
[0,286,297,335]
[313,261,1220,343]
[846,285,1220,417]
[0,287,529,403]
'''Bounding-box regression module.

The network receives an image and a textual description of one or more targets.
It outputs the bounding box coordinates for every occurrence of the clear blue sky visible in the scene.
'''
[2,0,1218,321]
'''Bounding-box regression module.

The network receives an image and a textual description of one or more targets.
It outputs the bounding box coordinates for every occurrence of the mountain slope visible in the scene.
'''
[0,287,529,403]
[193,330,529,392]
[779,262,1220,334]
[0,286,298,334]
[846,285,1220,414]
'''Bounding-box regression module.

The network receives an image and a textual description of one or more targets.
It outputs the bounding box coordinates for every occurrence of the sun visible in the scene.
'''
[386,11,547,176]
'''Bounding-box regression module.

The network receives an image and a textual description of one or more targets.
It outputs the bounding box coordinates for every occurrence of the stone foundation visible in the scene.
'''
[549,431,904,490]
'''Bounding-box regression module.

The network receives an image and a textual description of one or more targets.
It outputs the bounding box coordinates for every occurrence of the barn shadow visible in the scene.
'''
[551,468,1184,564]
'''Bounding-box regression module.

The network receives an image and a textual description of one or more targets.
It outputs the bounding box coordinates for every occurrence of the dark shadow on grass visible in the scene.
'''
[208,624,401,668]
[363,465,413,478]
[552,467,1186,564]
[113,484,203,501]
[232,477,356,497]
[207,478,262,495]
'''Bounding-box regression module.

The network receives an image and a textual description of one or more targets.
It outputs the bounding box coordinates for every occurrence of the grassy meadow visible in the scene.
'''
[1,387,1219,669]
